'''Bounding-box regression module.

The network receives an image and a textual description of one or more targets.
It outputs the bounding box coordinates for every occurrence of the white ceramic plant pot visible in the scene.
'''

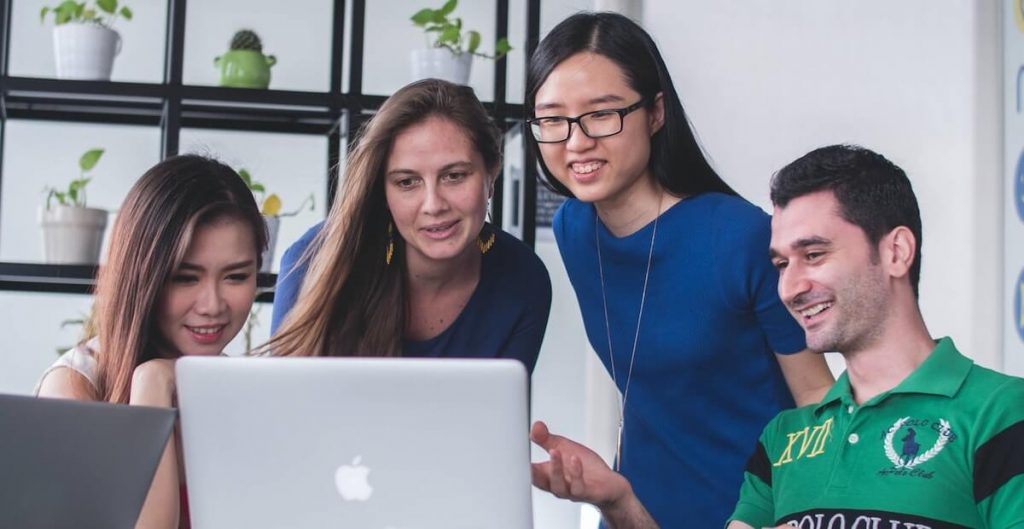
[261,215,280,273]
[410,48,472,85]
[53,24,122,80]
[39,205,108,264]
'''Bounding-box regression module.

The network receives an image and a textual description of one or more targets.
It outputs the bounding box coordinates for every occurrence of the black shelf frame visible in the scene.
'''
[0,0,541,299]
[0,262,278,302]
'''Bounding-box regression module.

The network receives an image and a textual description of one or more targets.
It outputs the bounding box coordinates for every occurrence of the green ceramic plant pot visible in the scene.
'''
[214,50,276,89]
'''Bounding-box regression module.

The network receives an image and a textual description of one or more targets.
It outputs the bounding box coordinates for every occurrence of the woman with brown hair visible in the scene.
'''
[36,155,268,529]
[269,79,551,368]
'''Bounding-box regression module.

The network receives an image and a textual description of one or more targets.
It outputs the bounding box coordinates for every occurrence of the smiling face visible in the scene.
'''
[155,217,258,356]
[384,116,492,270]
[533,52,663,206]
[769,191,890,354]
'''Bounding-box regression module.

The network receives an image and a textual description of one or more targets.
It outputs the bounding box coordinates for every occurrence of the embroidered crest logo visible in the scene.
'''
[883,417,950,469]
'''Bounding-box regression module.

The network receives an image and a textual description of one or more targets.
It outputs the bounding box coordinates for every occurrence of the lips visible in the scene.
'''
[420,219,460,240]
[568,159,605,183]
[185,324,226,345]
[792,300,833,328]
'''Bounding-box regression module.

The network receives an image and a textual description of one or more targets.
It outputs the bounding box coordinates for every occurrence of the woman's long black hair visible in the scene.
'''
[525,12,738,198]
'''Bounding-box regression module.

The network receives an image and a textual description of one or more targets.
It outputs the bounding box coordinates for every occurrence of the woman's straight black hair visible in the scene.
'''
[525,12,738,198]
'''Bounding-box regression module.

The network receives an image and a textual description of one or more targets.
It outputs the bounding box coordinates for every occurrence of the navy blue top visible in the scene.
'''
[271,222,552,373]
[553,193,806,528]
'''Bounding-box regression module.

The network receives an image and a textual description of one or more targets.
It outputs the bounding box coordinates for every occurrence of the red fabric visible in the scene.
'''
[179,484,190,529]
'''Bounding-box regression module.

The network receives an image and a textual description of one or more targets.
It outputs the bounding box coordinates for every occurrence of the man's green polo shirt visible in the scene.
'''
[729,338,1024,528]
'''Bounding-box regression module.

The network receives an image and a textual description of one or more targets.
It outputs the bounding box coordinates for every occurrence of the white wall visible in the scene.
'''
[1002,1,1024,376]
[643,0,1004,371]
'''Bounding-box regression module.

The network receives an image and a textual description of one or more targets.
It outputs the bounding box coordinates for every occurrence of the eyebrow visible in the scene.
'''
[769,236,832,259]
[386,161,474,178]
[178,260,255,272]
[534,94,628,113]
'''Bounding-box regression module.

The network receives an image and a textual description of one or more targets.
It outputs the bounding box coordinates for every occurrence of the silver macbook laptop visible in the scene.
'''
[0,393,175,529]
[176,356,533,529]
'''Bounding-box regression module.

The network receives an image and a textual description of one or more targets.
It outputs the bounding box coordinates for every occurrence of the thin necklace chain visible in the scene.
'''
[596,194,662,471]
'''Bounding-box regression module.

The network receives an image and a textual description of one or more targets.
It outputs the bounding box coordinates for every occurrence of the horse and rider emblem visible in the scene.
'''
[882,417,951,469]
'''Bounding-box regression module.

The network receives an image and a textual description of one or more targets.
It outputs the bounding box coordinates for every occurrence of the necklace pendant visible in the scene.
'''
[615,419,624,471]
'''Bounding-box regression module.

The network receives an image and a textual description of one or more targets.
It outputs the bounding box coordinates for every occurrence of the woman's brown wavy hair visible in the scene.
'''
[266,79,501,358]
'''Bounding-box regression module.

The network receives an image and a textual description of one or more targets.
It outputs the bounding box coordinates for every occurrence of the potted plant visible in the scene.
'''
[215,29,277,89]
[410,0,511,85]
[39,148,109,264]
[238,168,314,272]
[40,0,133,81]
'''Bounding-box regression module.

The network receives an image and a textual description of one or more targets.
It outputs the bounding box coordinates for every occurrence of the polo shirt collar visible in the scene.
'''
[814,337,972,415]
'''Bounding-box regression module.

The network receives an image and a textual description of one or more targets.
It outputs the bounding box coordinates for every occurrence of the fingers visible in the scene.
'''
[531,461,552,491]
[547,448,570,498]
[531,422,590,502]
[567,454,586,498]
[530,420,550,445]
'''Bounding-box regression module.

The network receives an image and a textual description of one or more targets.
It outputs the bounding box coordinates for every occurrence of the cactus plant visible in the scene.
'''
[216,29,276,89]
[230,29,263,53]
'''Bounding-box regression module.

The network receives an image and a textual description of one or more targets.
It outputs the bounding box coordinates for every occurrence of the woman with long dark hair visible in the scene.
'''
[36,155,268,528]
[268,79,551,367]
[525,12,833,527]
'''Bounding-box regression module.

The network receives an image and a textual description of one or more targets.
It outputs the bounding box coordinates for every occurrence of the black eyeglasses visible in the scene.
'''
[527,99,648,143]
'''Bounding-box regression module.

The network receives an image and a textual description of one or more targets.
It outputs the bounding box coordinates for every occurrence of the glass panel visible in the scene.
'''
[0,291,96,394]
[341,0,353,93]
[183,0,333,92]
[507,0,526,105]
[541,0,594,36]
[177,128,328,274]
[8,0,168,82]
[363,0,497,101]
[0,120,161,262]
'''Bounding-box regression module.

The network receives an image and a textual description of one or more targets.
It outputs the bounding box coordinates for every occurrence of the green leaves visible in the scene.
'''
[438,0,457,16]
[238,168,266,195]
[410,0,511,59]
[45,148,104,209]
[95,0,115,14]
[78,148,104,172]
[67,178,90,204]
[40,0,133,26]
[495,38,511,58]
[411,8,435,26]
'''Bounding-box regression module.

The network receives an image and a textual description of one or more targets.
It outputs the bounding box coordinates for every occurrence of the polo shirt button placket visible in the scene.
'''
[828,402,861,490]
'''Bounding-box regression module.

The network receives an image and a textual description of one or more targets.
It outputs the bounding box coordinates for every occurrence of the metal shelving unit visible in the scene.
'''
[0,0,541,299]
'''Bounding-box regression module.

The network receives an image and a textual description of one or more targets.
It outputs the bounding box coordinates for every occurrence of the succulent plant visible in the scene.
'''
[230,29,263,53]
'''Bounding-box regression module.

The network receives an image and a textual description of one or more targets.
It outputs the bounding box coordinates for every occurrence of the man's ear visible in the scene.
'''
[881,226,917,280]
[649,92,665,136]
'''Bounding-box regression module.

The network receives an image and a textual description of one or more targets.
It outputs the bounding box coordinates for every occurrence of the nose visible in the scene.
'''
[421,180,450,216]
[565,121,596,152]
[195,279,227,316]
[777,264,812,308]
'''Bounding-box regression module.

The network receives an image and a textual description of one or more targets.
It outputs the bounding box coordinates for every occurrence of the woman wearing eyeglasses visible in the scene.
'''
[525,12,834,528]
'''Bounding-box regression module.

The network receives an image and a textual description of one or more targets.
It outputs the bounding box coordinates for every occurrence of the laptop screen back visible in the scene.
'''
[0,393,175,529]
[176,356,533,529]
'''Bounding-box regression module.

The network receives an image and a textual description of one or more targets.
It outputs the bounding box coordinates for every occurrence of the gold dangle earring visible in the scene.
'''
[478,202,495,255]
[385,221,395,265]
[477,228,496,254]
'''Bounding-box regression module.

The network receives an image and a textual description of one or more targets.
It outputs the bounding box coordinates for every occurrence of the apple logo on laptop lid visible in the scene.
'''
[335,455,373,501]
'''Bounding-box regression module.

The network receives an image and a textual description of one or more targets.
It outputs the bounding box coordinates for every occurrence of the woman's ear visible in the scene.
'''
[649,92,666,136]
[487,169,498,199]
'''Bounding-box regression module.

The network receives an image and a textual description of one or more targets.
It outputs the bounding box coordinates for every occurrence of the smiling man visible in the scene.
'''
[727,144,1024,529]
[530,145,1024,529]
